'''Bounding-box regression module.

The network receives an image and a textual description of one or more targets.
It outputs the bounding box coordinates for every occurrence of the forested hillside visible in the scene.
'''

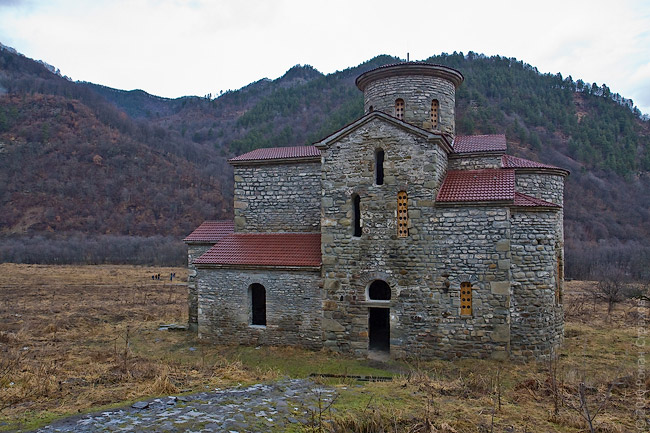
[0,46,648,276]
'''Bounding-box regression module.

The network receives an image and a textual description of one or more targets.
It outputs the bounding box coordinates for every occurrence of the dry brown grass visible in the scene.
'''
[0,264,281,430]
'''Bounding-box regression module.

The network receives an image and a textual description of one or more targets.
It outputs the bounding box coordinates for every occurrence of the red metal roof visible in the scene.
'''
[502,155,561,170]
[513,192,560,208]
[194,233,321,267]
[183,220,234,243]
[229,145,321,162]
[436,169,515,202]
[453,134,507,154]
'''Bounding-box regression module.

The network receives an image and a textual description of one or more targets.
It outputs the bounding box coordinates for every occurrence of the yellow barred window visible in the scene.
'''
[460,282,472,316]
[397,191,408,238]
[395,99,404,120]
[431,99,439,129]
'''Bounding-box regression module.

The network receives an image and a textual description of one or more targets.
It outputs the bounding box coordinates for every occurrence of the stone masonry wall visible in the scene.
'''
[515,173,565,206]
[196,268,323,349]
[509,210,564,360]
[233,161,321,233]
[187,243,213,328]
[320,118,512,360]
[448,155,503,171]
[363,75,456,136]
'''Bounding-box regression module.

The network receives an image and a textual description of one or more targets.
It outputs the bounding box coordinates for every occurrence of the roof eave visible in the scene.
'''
[194,263,322,271]
[513,167,570,177]
[229,156,321,167]
[435,200,513,207]
[449,150,506,158]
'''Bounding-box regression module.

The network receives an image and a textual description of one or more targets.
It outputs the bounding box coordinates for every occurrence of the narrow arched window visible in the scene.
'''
[395,99,404,120]
[353,194,362,237]
[250,283,266,325]
[397,191,408,238]
[375,149,384,185]
[460,282,472,316]
[431,99,439,129]
[368,280,391,300]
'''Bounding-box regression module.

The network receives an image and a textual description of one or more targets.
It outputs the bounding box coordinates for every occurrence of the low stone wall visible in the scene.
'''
[233,161,321,233]
[196,267,323,349]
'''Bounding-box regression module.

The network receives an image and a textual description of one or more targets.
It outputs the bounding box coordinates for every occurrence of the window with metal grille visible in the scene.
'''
[397,191,408,238]
[395,99,404,120]
[431,99,439,129]
[460,282,472,316]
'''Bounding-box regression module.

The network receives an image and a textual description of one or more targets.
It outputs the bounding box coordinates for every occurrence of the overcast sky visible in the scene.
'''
[1,0,649,115]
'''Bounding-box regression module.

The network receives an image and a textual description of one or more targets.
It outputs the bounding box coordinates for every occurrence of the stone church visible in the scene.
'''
[184,62,568,361]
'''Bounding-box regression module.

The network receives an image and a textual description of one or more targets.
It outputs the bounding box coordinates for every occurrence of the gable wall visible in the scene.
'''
[320,119,513,359]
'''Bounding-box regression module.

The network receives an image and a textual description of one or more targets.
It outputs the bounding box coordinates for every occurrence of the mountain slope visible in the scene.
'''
[0,45,648,276]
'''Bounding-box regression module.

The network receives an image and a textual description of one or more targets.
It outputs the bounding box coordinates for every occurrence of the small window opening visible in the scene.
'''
[460,282,472,316]
[556,251,564,304]
[369,105,374,112]
[431,99,439,129]
[353,194,362,237]
[250,283,266,325]
[375,149,384,185]
[368,280,391,300]
[397,191,408,238]
[395,99,404,120]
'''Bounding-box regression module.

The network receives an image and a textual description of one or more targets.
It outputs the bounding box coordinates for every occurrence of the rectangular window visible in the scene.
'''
[431,99,439,129]
[397,191,408,237]
[395,99,404,120]
[460,282,472,316]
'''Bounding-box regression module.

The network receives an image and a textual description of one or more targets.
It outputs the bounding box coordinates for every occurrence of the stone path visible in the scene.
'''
[33,379,337,432]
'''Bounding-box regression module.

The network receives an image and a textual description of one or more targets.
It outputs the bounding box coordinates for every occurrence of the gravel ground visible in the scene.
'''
[29,379,336,432]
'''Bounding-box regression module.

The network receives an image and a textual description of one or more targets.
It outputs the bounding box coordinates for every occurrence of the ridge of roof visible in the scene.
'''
[194,232,321,267]
[229,145,321,164]
[183,220,235,243]
[315,111,451,152]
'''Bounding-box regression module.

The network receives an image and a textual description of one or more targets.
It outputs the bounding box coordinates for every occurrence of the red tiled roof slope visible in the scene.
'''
[194,233,321,267]
[183,220,234,243]
[453,134,507,154]
[513,192,560,208]
[502,155,561,170]
[436,169,515,202]
[229,145,321,162]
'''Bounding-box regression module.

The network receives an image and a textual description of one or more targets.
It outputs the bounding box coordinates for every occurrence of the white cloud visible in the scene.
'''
[0,0,649,113]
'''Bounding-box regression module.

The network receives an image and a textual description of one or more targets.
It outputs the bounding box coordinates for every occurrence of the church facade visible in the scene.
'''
[184,63,568,361]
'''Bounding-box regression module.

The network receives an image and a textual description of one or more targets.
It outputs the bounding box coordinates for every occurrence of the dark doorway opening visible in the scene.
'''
[368,280,390,300]
[368,308,390,352]
[250,283,266,326]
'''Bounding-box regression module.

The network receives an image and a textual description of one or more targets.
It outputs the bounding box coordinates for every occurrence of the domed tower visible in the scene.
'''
[355,63,464,138]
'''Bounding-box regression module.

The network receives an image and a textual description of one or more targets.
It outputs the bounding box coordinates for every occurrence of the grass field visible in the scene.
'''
[0,264,647,432]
